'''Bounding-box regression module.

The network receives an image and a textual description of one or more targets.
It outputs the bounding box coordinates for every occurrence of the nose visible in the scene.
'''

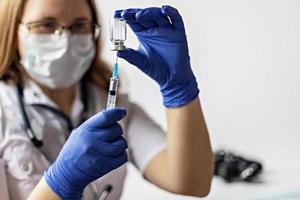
[54,26,72,36]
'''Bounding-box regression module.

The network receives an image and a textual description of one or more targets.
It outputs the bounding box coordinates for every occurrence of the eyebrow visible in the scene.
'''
[73,17,92,22]
[30,17,55,22]
[34,17,92,23]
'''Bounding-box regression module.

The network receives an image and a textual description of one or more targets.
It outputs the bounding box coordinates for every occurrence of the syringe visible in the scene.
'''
[106,56,119,109]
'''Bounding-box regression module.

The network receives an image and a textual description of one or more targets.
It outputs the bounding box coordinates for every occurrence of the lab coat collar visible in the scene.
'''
[22,78,84,127]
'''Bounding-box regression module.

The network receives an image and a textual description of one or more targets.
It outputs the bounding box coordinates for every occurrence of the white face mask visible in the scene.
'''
[19,31,96,89]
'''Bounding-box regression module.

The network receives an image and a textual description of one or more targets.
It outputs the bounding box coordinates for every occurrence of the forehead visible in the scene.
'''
[21,0,93,23]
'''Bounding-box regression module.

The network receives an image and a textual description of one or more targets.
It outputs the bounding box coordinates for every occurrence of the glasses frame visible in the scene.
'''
[19,20,102,40]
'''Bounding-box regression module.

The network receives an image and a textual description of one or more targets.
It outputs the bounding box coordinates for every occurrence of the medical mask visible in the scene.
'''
[19,31,96,89]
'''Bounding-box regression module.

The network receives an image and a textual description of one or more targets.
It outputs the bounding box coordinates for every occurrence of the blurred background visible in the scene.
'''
[98,0,300,199]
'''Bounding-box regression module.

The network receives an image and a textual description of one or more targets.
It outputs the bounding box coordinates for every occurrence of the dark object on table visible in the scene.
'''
[214,150,263,182]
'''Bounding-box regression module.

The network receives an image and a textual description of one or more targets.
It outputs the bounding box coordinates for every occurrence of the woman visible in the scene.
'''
[0,0,214,199]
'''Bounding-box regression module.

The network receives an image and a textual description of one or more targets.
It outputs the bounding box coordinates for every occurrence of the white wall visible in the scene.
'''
[97,1,300,199]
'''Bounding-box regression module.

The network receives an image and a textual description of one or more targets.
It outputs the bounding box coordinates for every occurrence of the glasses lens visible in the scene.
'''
[71,22,95,34]
[25,21,101,37]
[28,21,58,34]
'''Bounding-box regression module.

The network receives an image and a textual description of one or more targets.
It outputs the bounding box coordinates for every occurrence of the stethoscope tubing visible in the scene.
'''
[15,83,113,199]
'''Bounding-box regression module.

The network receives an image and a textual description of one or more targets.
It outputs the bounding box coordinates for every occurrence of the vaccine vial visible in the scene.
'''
[110,15,127,51]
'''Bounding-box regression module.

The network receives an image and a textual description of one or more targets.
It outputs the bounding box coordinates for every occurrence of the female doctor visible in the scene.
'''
[0,0,213,199]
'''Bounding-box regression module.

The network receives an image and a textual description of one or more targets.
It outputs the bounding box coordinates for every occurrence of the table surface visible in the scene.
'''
[120,130,300,200]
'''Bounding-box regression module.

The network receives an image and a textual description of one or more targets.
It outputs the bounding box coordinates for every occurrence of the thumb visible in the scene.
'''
[117,48,149,73]
[84,107,127,129]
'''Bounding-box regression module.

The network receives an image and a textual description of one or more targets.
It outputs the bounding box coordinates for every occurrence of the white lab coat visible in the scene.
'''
[0,78,166,200]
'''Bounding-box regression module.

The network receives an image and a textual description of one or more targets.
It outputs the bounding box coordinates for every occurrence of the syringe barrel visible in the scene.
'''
[106,77,119,109]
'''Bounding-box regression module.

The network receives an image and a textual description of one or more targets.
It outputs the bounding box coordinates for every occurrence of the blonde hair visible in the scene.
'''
[0,0,112,90]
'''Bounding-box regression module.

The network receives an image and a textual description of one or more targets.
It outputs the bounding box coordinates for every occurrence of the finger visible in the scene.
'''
[94,123,123,142]
[114,10,123,18]
[139,21,156,29]
[83,107,126,129]
[161,5,185,30]
[108,152,128,169]
[92,136,128,157]
[91,152,128,175]
[121,8,140,22]
[121,9,144,32]
[94,153,128,173]
[135,8,160,28]
[117,48,150,73]
[136,7,171,28]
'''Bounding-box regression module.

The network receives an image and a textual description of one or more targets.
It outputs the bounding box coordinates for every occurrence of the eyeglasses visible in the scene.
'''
[20,20,101,39]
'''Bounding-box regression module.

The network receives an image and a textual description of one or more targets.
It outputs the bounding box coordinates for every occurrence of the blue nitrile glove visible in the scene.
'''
[117,5,199,108]
[44,108,128,200]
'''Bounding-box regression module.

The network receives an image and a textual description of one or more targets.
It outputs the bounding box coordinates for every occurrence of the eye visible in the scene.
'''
[30,21,58,34]
[73,22,86,29]
[71,22,92,34]
[37,21,57,30]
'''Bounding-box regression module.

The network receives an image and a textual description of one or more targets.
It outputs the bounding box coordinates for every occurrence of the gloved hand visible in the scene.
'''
[117,5,199,108]
[44,108,128,200]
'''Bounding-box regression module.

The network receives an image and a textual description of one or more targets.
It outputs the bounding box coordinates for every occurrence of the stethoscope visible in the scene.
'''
[15,82,113,200]
[16,83,74,148]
